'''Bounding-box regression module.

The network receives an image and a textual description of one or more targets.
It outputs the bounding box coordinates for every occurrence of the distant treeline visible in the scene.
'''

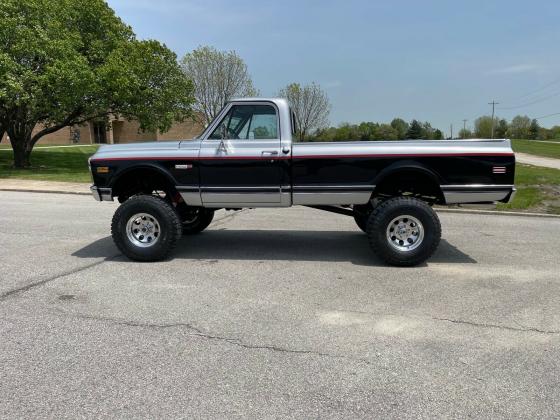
[307,114,559,141]
[309,119,443,141]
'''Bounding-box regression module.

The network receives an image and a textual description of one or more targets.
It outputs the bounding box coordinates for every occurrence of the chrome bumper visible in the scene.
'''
[90,186,113,201]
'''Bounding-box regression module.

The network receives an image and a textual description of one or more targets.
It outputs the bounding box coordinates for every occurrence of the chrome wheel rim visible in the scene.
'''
[126,213,160,248]
[386,215,424,252]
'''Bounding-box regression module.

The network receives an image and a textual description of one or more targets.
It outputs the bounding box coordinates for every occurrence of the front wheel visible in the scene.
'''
[367,197,441,266]
[111,195,182,262]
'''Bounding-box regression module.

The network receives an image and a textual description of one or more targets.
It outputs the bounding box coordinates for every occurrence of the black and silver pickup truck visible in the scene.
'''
[89,98,516,266]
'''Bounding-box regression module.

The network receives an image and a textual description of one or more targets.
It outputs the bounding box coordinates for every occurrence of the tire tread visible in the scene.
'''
[367,197,441,266]
[111,195,182,261]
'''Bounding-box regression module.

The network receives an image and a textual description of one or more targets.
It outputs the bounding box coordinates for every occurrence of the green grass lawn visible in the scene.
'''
[512,139,560,159]
[0,145,98,183]
[497,164,560,214]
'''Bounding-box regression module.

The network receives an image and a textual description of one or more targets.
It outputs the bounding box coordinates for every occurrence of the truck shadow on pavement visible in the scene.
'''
[73,230,476,267]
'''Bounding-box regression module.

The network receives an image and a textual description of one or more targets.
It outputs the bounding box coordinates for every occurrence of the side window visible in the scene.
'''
[208,105,278,140]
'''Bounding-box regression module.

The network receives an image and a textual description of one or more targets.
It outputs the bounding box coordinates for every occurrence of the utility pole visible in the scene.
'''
[488,100,499,139]
[450,124,453,140]
[462,119,468,138]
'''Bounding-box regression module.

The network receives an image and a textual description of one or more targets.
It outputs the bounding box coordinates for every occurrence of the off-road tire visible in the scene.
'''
[182,208,215,235]
[367,197,441,266]
[111,195,182,262]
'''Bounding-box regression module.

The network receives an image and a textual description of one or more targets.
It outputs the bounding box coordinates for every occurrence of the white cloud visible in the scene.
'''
[487,64,540,75]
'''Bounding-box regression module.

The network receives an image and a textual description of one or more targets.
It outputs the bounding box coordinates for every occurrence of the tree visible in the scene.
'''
[549,126,560,139]
[495,119,509,139]
[1,0,194,168]
[406,120,423,139]
[375,124,398,140]
[390,118,409,140]
[357,122,378,140]
[278,82,330,141]
[421,122,435,139]
[509,115,531,139]
[181,46,258,127]
[474,116,494,138]
[528,119,540,140]
[458,128,472,139]
[433,129,444,140]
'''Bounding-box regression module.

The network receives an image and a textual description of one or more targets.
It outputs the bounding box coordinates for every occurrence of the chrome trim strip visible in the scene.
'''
[441,184,514,190]
[200,186,280,191]
[293,185,375,191]
[444,190,511,204]
[176,185,199,190]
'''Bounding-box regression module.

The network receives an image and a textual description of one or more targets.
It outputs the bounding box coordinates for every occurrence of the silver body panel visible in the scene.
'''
[292,138,514,157]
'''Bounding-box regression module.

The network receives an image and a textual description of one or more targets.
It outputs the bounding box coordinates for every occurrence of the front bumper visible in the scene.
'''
[90,186,113,201]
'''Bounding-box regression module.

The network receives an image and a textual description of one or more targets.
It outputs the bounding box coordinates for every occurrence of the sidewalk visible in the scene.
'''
[515,152,560,170]
[0,179,90,195]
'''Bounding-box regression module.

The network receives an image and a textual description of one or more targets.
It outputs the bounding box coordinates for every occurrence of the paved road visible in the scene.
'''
[1,191,559,418]
[515,152,560,169]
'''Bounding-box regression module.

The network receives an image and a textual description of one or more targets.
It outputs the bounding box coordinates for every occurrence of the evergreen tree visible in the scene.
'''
[406,120,423,139]
[529,119,540,140]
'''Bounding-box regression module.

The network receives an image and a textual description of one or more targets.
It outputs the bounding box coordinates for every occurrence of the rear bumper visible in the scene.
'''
[90,186,113,201]
[442,185,516,204]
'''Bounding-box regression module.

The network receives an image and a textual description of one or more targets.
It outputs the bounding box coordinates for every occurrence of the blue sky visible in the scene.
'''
[107,0,560,134]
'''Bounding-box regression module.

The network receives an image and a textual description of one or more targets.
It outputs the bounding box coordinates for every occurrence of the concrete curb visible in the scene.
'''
[436,207,560,219]
[0,188,89,196]
[1,188,559,219]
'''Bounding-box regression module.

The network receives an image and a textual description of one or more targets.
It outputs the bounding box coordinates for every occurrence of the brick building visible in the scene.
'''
[1,116,204,145]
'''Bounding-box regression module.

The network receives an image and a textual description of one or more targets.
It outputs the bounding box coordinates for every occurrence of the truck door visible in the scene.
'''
[199,102,283,205]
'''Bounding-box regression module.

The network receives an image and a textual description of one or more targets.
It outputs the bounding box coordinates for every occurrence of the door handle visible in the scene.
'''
[261,150,279,156]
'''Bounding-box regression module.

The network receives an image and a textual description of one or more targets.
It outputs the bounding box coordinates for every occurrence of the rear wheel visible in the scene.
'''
[181,207,215,235]
[111,195,182,262]
[366,197,441,266]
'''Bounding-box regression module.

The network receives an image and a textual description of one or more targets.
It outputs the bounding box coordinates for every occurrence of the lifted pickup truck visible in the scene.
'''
[89,98,515,266]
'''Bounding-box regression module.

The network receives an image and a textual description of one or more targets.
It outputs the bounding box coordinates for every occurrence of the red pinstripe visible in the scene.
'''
[90,152,514,163]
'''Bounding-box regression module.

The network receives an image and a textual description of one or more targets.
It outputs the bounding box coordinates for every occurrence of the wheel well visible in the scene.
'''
[112,167,177,203]
[373,170,444,204]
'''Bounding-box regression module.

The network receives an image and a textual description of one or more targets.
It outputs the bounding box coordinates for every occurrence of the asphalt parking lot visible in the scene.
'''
[1,191,559,418]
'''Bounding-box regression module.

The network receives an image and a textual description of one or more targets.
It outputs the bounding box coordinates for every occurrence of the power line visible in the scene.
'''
[497,89,560,110]
[503,77,560,103]
[535,112,560,120]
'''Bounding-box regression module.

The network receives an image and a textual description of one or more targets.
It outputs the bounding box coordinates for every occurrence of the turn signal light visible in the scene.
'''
[96,166,110,174]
